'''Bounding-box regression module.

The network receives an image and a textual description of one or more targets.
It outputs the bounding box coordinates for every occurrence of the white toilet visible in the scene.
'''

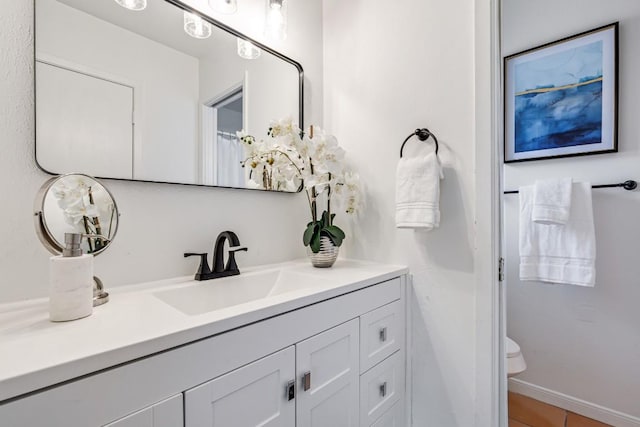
[506,337,527,377]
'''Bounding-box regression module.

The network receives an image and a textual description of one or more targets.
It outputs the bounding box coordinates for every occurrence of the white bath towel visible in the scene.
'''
[532,178,573,225]
[519,182,596,286]
[395,153,443,229]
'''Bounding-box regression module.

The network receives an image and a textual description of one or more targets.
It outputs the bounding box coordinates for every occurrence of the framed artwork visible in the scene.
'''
[504,23,618,163]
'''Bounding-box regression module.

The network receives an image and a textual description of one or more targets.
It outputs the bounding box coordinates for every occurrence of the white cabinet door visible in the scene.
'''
[184,346,295,427]
[104,394,183,427]
[296,319,360,427]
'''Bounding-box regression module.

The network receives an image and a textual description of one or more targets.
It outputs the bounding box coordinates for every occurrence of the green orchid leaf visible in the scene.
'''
[322,226,345,247]
[310,229,322,253]
[324,225,345,240]
[303,223,318,246]
[321,210,330,227]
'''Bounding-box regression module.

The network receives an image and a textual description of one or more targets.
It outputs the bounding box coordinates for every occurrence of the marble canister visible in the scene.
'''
[49,254,94,322]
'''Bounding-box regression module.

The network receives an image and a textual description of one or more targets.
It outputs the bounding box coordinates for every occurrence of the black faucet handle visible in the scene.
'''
[226,246,247,273]
[184,252,212,280]
[228,246,248,253]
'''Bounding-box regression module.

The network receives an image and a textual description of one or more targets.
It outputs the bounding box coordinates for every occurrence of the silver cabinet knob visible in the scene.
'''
[302,371,311,391]
[379,327,388,342]
[379,382,387,397]
[286,380,295,401]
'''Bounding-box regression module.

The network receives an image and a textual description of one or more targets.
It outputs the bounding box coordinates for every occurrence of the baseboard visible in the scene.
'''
[508,378,640,427]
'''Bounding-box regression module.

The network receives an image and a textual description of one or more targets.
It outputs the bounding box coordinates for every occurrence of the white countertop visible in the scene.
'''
[0,259,407,402]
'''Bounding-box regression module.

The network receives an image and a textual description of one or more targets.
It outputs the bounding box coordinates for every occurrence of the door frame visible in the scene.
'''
[473,0,505,426]
[200,76,247,185]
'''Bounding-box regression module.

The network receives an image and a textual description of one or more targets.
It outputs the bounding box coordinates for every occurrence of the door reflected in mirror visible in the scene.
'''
[35,0,302,191]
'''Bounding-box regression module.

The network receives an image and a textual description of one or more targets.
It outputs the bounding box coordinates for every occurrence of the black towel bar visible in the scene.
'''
[504,180,637,194]
[400,128,439,158]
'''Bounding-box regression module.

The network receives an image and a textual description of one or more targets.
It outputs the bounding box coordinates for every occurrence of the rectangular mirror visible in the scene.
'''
[35,0,303,191]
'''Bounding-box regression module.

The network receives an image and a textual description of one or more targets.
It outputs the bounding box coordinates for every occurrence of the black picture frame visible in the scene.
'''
[503,23,618,163]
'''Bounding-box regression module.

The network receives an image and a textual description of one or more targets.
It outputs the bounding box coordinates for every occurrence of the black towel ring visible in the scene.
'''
[400,128,439,158]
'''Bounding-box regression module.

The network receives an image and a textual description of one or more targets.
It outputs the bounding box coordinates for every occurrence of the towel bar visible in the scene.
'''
[400,128,439,158]
[504,180,637,194]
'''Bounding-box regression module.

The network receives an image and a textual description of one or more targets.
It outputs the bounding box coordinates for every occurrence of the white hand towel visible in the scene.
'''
[395,153,443,229]
[532,178,573,225]
[519,182,596,286]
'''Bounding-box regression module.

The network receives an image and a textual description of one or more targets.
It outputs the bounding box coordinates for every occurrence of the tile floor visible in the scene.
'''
[508,392,613,427]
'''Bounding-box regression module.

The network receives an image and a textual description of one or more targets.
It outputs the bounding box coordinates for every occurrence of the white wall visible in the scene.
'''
[198,41,299,138]
[323,0,481,425]
[37,0,201,184]
[503,0,640,419]
[0,0,323,303]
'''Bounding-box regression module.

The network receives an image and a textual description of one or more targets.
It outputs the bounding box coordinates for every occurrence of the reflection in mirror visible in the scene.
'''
[35,0,302,191]
[35,174,120,257]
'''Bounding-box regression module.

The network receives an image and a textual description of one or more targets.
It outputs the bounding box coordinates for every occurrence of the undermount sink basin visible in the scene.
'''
[154,269,327,316]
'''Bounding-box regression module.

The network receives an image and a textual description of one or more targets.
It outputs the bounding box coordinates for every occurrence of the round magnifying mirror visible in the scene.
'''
[34,174,119,305]
[35,174,119,255]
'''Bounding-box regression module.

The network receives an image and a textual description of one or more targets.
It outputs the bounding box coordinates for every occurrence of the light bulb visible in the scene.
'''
[265,0,287,41]
[184,12,212,39]
[209,0,237,14]
[114,0,147,11]
[237,38,261,60]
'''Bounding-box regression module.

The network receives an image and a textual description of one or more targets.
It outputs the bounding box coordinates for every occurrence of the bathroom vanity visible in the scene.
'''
[0,260,408,426]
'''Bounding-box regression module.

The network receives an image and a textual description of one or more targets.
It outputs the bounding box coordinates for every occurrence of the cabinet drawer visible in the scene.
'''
[359,351,405,427]
[360,300,403,373]
[370,400,405,427]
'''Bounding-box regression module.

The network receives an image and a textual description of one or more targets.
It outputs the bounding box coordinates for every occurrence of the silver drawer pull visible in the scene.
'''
[379,382,387,397]
[286,380,295,401]
[379,327,387,342]
[302,371,311,391]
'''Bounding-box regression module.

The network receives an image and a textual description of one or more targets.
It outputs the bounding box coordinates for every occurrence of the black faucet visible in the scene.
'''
[184,231,248,281]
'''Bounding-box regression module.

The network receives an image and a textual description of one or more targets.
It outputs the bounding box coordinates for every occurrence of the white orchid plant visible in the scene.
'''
[238,118,361,253]
[52,176,116,253]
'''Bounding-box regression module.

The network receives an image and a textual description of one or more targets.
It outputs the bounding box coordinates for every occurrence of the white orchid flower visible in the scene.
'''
[304,174,330,195]
[269,117,298,138]
[238,118,360,227]
[245,179,263,190]
[64,201,99,225]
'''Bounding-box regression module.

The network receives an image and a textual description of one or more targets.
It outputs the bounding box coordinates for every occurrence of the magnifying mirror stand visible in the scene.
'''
[93,276,109,306]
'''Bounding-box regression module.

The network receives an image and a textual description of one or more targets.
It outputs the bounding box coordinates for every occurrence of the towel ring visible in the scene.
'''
[400,128,439,158]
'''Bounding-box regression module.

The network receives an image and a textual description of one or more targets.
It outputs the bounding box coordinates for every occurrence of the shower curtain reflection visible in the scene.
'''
[215,131,246,188]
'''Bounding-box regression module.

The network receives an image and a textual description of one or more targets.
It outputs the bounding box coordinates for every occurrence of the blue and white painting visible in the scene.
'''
[514,41,603,153]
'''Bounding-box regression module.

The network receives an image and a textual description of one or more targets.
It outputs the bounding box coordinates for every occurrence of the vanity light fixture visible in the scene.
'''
[184,11,212,39]
[209,0,237,14]
[237,38,261,59]
[265,0,287,41]
[114,0,147,11]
